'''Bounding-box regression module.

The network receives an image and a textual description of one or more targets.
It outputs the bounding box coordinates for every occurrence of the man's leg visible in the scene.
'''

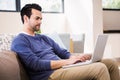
[101,59,120,80]
[48,63,110,80]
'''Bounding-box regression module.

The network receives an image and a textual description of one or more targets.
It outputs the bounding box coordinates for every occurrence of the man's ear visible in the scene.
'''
[23,15,29,23]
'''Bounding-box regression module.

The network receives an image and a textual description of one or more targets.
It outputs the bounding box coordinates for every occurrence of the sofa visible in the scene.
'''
[0,33,85,80]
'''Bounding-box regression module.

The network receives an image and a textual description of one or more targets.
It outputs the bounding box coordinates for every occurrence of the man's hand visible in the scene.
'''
[69,53,92,62]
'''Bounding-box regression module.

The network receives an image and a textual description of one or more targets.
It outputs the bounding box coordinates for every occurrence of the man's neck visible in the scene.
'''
[22,29,35,36]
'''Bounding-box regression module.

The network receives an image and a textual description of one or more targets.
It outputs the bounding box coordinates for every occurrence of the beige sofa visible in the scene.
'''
[0,33,85,80]
[0,50,29,80]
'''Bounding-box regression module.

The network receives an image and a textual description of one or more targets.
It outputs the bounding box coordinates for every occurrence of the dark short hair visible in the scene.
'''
[20,3,42,23]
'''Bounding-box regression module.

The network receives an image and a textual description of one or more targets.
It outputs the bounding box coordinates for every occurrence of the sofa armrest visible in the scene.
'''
[0,50,29,80]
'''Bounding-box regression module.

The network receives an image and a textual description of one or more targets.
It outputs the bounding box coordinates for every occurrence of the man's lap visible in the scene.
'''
[48,60,111,80]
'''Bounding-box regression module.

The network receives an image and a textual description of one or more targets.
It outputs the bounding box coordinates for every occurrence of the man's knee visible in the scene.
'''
[101,59,118,68]
[92,62,108,74]
[88,63,110,79]
[95,62,108,70]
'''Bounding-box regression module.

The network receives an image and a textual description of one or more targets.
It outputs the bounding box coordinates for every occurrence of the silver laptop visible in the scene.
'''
[62,34,108,68]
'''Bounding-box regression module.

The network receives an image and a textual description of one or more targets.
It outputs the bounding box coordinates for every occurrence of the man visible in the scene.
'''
[11,3,120,80]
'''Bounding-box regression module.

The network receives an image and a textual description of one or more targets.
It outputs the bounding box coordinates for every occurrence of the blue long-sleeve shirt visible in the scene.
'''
[11,33,71,80]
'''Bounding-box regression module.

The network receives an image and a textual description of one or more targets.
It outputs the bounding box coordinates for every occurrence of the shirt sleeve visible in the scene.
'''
[42,35,71,59]
[11,36,51,72]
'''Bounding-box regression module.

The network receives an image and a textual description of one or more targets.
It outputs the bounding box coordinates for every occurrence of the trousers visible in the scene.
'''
[48,59,120,80]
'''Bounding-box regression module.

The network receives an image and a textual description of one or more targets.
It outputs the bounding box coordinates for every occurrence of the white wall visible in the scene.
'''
[41,13,68,33]
[103,11,120,30]
[64,0,95,53]
[0,12,67,34]
[104,34,120,58]
[103,6,120,58]
[64,0,93,34]
[0,12,22,34]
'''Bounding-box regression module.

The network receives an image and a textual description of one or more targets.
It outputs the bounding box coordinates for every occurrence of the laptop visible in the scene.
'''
[62,34,108,68]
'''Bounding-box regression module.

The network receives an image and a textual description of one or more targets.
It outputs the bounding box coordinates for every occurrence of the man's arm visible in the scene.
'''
[50,54,92,69]
[70,53,92,62]
[51,59,80,69]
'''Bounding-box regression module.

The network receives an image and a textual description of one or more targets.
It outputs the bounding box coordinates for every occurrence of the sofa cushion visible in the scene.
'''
[71,34,85,53]
[0,34,16,51]
[0,50,29,80]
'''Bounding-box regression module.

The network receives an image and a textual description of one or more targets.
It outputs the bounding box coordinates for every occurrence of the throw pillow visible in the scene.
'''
[0,34,16,51]
[45,32,67,49]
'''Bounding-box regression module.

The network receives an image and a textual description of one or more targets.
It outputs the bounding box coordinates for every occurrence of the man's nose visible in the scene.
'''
[38,19,42,24]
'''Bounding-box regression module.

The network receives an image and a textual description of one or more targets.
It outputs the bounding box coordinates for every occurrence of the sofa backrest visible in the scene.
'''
[0,50,29,80]
[0,33,85,53]
[59,33,70,50]
[71,34,85,53]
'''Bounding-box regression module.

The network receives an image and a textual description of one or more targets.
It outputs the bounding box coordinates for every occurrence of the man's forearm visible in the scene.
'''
[50,58,80,69]
[51,60,68,69]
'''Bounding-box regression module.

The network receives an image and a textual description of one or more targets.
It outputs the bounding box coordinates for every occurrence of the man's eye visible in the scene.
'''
[36,17,39,20]
[35,17,42,20]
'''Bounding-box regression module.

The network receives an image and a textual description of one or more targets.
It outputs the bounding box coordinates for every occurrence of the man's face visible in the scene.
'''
[27,9,42,32]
